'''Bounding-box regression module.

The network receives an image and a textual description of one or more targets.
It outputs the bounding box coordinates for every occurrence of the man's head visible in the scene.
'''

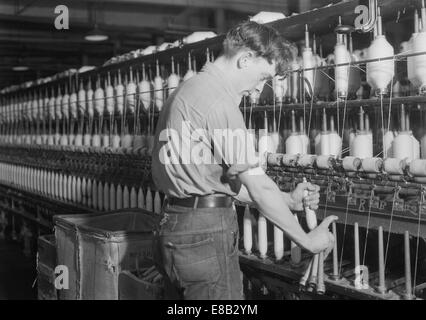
[221,21,294,94]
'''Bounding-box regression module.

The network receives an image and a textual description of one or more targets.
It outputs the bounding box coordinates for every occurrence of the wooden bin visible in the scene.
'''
[54,209,160,300]
[37,234,57,300]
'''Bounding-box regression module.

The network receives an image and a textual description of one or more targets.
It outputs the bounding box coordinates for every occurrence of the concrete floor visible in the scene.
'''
[0,240,37,300]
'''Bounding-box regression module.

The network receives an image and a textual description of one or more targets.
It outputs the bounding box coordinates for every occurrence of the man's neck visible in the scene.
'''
[213,56,245,97]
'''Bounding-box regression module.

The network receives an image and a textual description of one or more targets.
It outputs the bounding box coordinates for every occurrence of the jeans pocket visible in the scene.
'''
[171,236,221,284]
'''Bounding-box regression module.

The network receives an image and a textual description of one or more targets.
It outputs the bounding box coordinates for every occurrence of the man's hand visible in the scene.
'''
[289,182,320,211]
[307,215,338,254]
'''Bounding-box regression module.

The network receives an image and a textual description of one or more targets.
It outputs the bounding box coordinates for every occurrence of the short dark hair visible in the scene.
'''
[223,21,294,76]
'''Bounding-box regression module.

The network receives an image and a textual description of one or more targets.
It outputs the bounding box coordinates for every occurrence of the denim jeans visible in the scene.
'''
[154,203,243,300]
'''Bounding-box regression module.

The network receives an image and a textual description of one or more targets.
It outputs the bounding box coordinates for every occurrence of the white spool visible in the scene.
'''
[82,177,87,206]
[168,57,180,97]
[106,77,114,115]
[407,11,420,89]
[409,159,426,177]
[61,89,70,119]
[320,132,330,156]
[121,134,133,149]
[290,59,300,102]
[273,226,284,261]
[109,183,116,211]
[342,156,361,172]
[55,90,62,120]
[421,135,426,159]
[74,134,83,147]
[103,182,109,211]
[86,82,94,119]
[70,91,78,119]
[78,83,86,116]
[154,191,162,214]
[133,135,146,150]
[97,181,103,211]
[87,179,92,208]
[361,157,383,173]
[411,134,420,160]
[102,134,110,148]
[383,158,406,175]
[273,75,285,103]
[334,40,351,98]
[312,132,320,155]
[383,130,395,158]
[413,32,426,93]
[126,70,137,113]
[67,174,73,201]
[393,132,414,162]
[139,65,152,112]
[366,35,395,95]
[91,179,97,209]
[71,176,77,203]
[183,53,195,81]
[302,48,315,96]
[146,187,153,212]
[123,185,130,209]
[352,132,373,159]
[92,134,101,147]
[76,177,82,204]
[112,135,121,149]
[130,187,137,208]
[59,174,64,200]
[290,214,302,264]
[83,134,91,147]
[285,134,303,155]
[137,187,145,209]
[94,81,105,117]
[116,184,123,210]
[243,205,253,255]
[258,214,268,259]
[115,73,125,114]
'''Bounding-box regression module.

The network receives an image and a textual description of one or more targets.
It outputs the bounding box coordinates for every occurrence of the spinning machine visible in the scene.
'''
[0,0,425,300]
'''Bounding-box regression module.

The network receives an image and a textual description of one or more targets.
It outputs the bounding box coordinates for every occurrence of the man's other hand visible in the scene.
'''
[290,182,321,211]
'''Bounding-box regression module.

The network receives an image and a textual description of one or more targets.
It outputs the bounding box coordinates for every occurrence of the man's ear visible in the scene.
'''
[237,50,254,70]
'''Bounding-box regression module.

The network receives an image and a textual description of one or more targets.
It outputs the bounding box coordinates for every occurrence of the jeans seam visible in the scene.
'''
[221,214,232,300]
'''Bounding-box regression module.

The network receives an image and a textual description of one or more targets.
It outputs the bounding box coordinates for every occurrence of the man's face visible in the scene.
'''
[238,52,276,95]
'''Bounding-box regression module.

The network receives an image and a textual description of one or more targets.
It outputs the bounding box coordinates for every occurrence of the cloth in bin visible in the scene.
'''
[54,208,161,300]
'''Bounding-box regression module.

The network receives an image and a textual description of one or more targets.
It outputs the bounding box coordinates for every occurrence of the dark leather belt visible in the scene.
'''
[167,194,233,209]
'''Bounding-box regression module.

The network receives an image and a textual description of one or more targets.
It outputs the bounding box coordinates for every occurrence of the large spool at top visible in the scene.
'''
[413,1,426,94]
[366,8,395,96]
[334,29,351,99]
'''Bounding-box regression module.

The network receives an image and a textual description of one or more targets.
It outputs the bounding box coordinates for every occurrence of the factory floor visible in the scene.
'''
[0,239,37,300]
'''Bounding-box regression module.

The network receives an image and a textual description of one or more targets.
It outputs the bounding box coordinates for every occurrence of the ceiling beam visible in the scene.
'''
[85,0,288,14]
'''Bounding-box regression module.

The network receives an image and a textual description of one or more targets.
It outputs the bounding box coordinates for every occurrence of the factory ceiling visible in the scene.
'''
[0,0,338,89]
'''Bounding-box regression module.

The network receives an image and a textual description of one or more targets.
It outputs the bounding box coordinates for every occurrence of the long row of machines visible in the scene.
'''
[0,1,425,300]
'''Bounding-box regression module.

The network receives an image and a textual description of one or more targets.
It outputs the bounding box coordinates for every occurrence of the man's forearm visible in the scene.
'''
[235,184,297,211]
[239,172,313,252]
[281,191,296,211]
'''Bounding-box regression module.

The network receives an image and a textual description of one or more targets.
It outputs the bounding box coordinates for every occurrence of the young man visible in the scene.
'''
[152,21,337,300]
